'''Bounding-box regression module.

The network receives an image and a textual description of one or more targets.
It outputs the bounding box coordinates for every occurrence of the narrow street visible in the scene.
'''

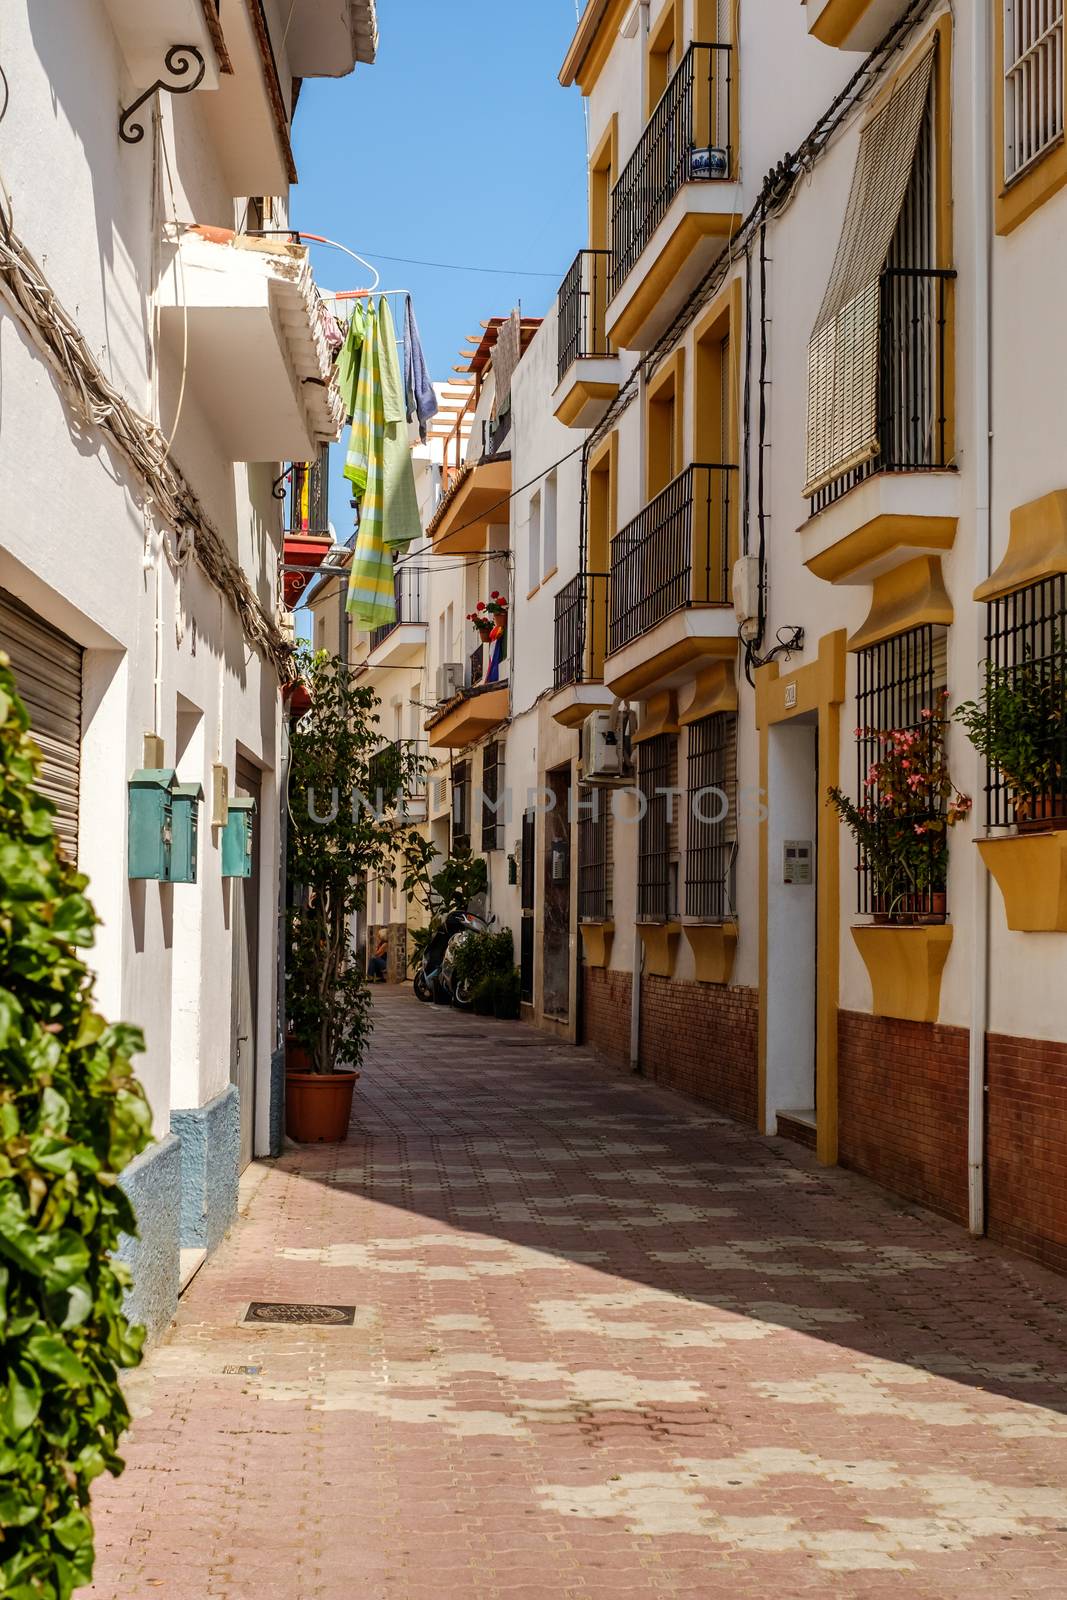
[85,991,1067,1599]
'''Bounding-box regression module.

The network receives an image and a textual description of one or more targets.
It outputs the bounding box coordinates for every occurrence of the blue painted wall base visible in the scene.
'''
[170,1084,240,1253]
[118,1134,181,1341]
[269,1046,285,1157]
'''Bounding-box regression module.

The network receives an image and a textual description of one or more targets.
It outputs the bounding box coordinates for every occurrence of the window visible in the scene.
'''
[637,734,679,921]
[982,576,1067,827]
[528,491,541,594]
[451,760,471,855]
[647,353,684,499]
[578,786,613,921]
[481,742,504,852]
[1004,0,1064,182]
[542,472,558,578]
[685,714,737,919]
[853,624,948,915]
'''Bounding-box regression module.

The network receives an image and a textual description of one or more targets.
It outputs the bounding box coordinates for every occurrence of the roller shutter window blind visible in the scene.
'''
[0,591,83,861]
[804,42,937,498]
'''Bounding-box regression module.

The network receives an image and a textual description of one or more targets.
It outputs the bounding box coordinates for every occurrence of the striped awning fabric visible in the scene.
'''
[804,42,937,498]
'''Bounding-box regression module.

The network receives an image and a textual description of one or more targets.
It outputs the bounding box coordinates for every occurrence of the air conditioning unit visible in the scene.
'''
[436,662,464,702]
[581,708,635,786]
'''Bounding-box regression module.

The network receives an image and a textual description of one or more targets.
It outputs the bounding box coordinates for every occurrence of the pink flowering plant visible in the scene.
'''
[829,690,972,919]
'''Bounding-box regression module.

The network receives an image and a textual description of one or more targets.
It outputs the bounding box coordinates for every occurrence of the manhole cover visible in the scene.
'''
[244,1302,356,1326]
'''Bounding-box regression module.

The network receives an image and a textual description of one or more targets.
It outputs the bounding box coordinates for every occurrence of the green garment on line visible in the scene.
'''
[334,300,366,418]
[345,296,421,627]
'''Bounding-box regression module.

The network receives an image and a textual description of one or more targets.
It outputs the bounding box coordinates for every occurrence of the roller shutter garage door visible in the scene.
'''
[0,591,83,861]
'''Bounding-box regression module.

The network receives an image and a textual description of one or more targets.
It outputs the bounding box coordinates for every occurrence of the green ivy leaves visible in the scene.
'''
[0,657,152,1599]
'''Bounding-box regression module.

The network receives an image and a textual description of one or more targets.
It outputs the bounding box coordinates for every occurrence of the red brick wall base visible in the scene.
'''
[837,1011,970,1227]
[987,1033,1067,1277]
[580,967,632,1070]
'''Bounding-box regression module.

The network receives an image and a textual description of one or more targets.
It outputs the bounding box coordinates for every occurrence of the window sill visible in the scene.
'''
[851,922,952,1024]
[637,920,682,977]
[682,921,737,984]
[997,133,1067,234]
[579,920,615,967]
[541,565,559,586]
[977,832,1067,933]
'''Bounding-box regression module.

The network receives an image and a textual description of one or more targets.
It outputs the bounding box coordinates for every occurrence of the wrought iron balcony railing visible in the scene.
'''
[554,571,610,690]
[368,565,428,653]
[609,464,737,656]
[367,739,429,811]
[809,266,956,516]
[557,250,615,385]
[611,42,733,299]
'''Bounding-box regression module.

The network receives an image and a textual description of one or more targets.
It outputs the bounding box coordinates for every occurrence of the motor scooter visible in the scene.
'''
[413,908,486,1005]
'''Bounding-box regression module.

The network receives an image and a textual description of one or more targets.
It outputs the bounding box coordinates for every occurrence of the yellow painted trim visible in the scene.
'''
[560,0,630,94]
[580,921,615,967]
[637,921,682,977]
[609,210,743,350]
[683,921,737,984]
[646,347,686,497]
[554,378,619,429]
[995,7,1067,234]
[809,0,873,48]
[756,630,847,1166]
[589,113,619,248]
[978,833,1067,933]
[678,660,737,724]
[975,488,1067,601]
[851,924,953,1024]
[633,690,680,744]
[429,459,512,555]
[847,555,954,653]
[645,0,683,118]
[542,566,559,585]
[605,629,735,700]
[805,513,958,584]
[526,584,541,601]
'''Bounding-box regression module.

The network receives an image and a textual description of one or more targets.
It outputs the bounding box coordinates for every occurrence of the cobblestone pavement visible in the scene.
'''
[91,989,1067,1599]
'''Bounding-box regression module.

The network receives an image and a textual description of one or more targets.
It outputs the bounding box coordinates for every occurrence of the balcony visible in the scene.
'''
[282,451,332,609]
[368,738,428,823]
[553,251,619,429]
[285,0,379,77]
[424,684,509,751]
[607,43,741,351]
[367,566,428,669]
[806,0,913,50]
[158,228,343,462]
[102,0,223,89]
[550,572,614,727]
[201,0,296,196]
[604,464,738,699]
[426,458,512,556]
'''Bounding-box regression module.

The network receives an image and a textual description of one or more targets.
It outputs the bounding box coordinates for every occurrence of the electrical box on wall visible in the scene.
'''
[170,782,204,884]
[550,837,569,884]
[128,769,176,881]
[221,796,256,878]
[783,840,813,885]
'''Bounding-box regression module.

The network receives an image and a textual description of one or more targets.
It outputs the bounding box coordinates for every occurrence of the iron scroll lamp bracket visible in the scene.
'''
[119,46,206,145]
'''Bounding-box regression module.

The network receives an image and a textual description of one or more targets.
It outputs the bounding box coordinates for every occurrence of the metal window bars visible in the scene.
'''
[578,786,613,921]
[557,250,615,385]
[1005,0,1065,182]
[609,464,735,656]
[481,742,504,852]
[983,575,1067,829]
[451,760,471,856]
[637,733,677,922]
[287,444,330,534]
[854,624,948,916]
[611,43,732,299]
[368,565,428,653]
[685,713,737,919]
[554,571,611,690]
[366,739,428,813]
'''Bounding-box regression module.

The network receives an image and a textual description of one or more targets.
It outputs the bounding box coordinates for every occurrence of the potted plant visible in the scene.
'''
[829,694,972,923]
[285,647,428,1142]
[466,592,509,683]
[954,652,1065,831]
[451,928,517,1013]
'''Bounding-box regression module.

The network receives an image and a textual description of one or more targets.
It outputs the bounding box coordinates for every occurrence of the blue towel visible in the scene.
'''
[403,294,438,443]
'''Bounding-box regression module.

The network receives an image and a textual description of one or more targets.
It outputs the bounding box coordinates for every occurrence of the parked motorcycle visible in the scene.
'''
[413,908,487,1006]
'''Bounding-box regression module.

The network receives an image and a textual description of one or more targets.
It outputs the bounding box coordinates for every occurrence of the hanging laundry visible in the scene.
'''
[403,294,438,443]
[335,299,367,423]
[345,297,421,625]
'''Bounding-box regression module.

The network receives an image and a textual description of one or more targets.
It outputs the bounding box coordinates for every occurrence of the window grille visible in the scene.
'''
[520,808,536,911]
[452,761,471,855]
[519,915,535,1003]
[685,714,737,919]
[983,575,1067,827]
[854,625,948,915]
[1005,0,1065,182]
[481,742,504,852]
[637,734,678,921]
[578,786,613,921]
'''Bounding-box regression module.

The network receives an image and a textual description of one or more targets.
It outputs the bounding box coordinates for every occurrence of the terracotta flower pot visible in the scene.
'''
[1015,793,1067,833]
[285,1070,359,1144]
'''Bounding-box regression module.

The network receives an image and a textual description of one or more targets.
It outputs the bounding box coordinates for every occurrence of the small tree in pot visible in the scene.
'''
[286,648,427,1141]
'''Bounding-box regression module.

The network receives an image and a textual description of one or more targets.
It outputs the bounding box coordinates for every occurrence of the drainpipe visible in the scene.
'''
[968,0,993,1237]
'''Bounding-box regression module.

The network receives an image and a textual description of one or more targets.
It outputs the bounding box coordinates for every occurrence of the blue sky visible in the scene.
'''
[291,0,588,384]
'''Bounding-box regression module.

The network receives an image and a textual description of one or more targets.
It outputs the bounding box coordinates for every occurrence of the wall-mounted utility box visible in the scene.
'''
[221,796,256,878]
[170,782,205,884]
[128,768,176,881]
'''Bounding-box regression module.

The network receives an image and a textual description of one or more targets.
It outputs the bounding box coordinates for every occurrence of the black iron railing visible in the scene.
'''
[558,250,615,385]
[611,43,732,298]
[810,266,956,516]
[287,444,330,534]
[983,577,1067,830]
[637,733,676,922]
[368,565,428,653]
[367,739,429,811]
[685,712,737,919]
[609,464,735,656]
[578,786,612,921]
[554,571,610,690]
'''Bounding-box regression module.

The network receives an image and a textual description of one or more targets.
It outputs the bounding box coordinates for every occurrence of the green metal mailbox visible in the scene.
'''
[170,782,204,884]
[221,796,256,879]
[128,768,176,881]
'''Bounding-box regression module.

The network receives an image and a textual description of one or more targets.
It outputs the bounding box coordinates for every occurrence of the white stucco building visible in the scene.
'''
[0,0,377,1333]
